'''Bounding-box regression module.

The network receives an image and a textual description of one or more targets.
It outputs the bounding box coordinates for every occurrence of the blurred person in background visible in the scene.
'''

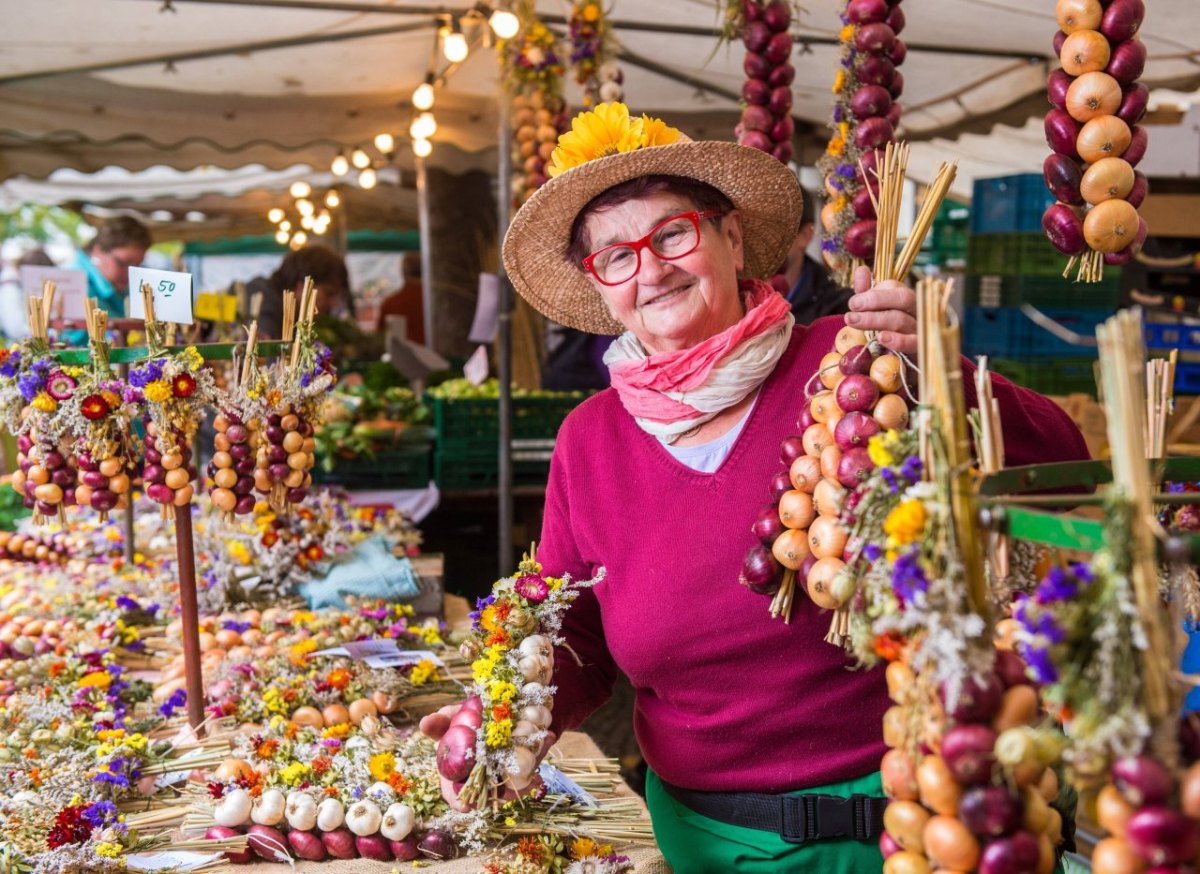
[376,253,426,345]
[0,249,54,341]
[769,189,852,324]
[254,244,354,340]
[71,216,152,319]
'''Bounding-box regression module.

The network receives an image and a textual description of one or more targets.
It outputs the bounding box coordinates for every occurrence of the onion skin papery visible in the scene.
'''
[1041,1,1149,283]
[737,0,794,163]
[1081,157,1135,205]
[1060,29,1110,77]
[1084,198,1140,253]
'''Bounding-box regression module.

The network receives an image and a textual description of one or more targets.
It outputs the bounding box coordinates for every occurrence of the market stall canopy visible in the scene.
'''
[1,0,1198,196]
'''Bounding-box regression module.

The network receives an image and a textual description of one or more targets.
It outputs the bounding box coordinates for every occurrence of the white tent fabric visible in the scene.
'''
[1,0,1197,220]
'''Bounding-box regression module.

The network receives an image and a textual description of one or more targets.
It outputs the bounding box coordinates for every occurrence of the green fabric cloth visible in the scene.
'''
[646,770,1073,874]
[645,769,886,873]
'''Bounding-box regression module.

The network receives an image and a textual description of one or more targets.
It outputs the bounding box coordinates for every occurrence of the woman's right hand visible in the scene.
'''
[419,702,556,812]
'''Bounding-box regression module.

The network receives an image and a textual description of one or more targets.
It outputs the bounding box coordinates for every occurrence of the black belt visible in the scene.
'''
[658,778,889,844]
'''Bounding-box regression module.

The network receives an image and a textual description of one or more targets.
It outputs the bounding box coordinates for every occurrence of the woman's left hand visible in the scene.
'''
[843,265,917,355]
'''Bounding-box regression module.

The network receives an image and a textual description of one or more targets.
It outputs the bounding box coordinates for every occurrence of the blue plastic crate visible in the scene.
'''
[1145,321,1200,353]
[1175,362,1200,395]
[962,306,1110,360]
[969,174,1056,234]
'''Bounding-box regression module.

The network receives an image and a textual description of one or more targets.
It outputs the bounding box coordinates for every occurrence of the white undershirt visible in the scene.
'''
[662,394,758,473]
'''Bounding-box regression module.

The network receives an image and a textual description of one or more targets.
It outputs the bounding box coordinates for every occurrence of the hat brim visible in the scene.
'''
[502,140,803,336]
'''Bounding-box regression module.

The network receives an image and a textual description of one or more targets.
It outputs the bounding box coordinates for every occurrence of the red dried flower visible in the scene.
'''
[80,394,111,421]
[172,372,196,398]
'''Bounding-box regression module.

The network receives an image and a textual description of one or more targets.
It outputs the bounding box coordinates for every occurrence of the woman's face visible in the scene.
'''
[94,245,147,291]
[580,191,745,355]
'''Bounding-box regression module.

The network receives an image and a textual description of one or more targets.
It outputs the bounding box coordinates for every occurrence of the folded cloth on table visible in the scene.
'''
[299,535,421,609]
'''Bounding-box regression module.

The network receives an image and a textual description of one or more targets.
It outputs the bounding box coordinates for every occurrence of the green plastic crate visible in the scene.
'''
[927,212,969,266]
[964,274,1120,310]
[967,233,1069,278]
[988,358,1098,397]
[433,445,551,490]
[313,444,432,489]
[428,394,584,453]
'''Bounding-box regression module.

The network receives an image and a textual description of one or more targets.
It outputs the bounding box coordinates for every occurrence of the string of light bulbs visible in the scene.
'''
[267,181,340,249]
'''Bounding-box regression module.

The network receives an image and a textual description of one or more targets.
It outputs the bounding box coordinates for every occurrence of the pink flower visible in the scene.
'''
[514,574,549,603]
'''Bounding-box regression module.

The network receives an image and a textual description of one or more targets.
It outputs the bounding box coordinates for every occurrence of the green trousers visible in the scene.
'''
[646,770,1081,873]
[645,769,886,873]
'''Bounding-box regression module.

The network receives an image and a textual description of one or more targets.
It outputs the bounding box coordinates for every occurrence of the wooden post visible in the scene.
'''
[174,504,206,731]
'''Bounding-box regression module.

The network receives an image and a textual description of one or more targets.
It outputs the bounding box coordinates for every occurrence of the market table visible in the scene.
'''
[179,731,667,874]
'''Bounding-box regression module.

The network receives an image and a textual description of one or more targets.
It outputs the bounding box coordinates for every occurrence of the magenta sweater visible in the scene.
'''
[539,317,1090,793]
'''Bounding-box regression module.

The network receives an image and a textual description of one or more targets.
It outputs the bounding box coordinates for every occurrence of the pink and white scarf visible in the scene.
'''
[603,280,794,444]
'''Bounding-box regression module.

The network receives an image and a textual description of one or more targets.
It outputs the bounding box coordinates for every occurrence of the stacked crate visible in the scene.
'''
[427,393,586,490]
[962,174,1120,397]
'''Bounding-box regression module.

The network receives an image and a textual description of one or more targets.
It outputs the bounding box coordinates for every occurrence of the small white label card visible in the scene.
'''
[363,649,445,670]
[128,267,194,325]
[18,267,88,320]
[463,344,489,386]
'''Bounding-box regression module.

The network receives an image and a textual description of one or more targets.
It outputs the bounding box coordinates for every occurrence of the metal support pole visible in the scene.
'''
[416,157,435,351]
[497,98,514,574]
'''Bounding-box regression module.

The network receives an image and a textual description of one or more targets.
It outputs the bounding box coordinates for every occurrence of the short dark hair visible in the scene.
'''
[89,216,152,253]
[799,187,814,231]
[565,175,735,266]
[269,244,349,295]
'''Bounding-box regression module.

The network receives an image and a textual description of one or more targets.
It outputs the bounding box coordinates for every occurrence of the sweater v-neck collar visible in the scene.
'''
[629,326,805,485]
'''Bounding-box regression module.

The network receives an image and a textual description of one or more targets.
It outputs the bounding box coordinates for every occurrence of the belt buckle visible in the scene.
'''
[779,795,811,844]
[815,795,857,840]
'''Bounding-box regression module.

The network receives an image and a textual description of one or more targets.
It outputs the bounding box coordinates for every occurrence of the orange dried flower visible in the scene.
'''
[255,738,280,759]
[387,772,412,794]
[492,703,512,722]
[485,629,511,648]
[326,668,351,690]
[871,632,905,662]
[516,836,546,863]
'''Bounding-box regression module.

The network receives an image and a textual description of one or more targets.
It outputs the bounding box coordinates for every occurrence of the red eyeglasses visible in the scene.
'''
[582,209,724,286]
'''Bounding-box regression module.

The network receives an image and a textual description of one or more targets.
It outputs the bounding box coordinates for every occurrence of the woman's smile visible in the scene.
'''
[640,280,695,309]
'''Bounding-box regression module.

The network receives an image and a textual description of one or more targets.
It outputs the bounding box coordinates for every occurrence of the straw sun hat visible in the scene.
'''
[502,103,803,336]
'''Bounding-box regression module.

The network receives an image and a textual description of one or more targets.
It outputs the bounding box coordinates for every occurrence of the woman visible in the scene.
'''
[253,243,354,340]
[432,104,1089,871]
[69,216,152,320]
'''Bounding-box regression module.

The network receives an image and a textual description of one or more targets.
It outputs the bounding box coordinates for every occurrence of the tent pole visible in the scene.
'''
[416,156,434,352]
[497,96,514,576]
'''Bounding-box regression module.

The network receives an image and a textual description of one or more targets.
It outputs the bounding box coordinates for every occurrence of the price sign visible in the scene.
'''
[195,293,237,323]
[18,267,88,320]
[128,267,194,324]
[463,344,489,386]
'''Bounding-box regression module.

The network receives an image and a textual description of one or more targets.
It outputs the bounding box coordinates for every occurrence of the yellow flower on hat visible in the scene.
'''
[548,103,678,178]
[641,113,681,148]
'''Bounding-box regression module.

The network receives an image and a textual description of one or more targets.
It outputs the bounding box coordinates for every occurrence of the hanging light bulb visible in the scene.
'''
[296,198,315,216]
[409,112,437,141]
[325,189,341,208]
[331,152,350,176]
[292,230,308,247]
[351,148,371,169]
[441,19,469,63]
[413,137,433,158]
[373,132,395,154]
[289,180,312,199]
[267,207,284,224]
[313,222,328,236]
[300,214,315,230]
[359,167,378,190]
[275,229,289,245]
[279,220,292,232]
[489,6,520,40]
[412,75,435,111]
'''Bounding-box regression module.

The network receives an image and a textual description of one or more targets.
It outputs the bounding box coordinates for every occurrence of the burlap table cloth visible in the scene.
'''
[233,730,668,873]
